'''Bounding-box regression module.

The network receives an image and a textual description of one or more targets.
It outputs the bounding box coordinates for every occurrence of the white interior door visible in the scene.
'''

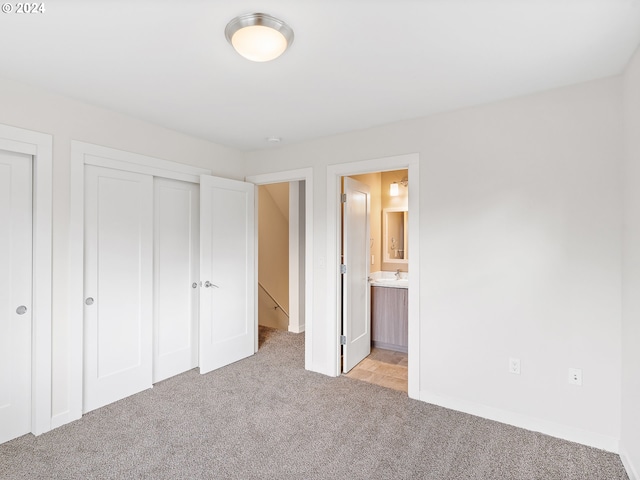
[0,150,32,443]
[199,175,255,374]
[84,166,153,413]
[342,177,371,372]
[153,178,199,383]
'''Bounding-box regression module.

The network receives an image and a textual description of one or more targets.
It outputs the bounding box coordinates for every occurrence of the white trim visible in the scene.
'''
[84,155,205,184]
[0,123,53,436]
[327,154,420,397]
[420,389,620,453]
[245,168,314,370]
[288,181,301,333]
[68,141,212,423]
[0,138,37,155]
[621,447,639,480]
[74,141,210,181]
[68,142,85,423]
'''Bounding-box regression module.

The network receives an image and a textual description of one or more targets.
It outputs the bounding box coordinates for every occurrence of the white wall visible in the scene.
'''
[244,76,623,448]
[621,46,640,478]
[0,64,630,457]
[0,76,243,420]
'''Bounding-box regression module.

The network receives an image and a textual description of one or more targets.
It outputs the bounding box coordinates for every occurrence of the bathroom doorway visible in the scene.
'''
[340,169,410,392]
[327,153,419,398]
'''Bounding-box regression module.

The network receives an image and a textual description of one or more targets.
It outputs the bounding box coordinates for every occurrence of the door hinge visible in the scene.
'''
[340,264,347,274]
[340,335,347,345]
[340,193,347,203]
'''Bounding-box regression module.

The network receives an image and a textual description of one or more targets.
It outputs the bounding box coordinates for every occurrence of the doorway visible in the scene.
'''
[246,169,314,368]
[327,153,420,399]
[257,182,305,333]
[340,170,410,392]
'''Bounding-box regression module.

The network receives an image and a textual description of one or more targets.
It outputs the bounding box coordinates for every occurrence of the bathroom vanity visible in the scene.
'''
[369,273,408,353]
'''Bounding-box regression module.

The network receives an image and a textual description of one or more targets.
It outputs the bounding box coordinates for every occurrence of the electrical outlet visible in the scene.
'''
[568,368,582,386]
[509,357,521,375]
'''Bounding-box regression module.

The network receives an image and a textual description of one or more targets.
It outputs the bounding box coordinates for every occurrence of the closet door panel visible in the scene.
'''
[153,178,199,383]
[0,150,32,443]
[84,166,153,413]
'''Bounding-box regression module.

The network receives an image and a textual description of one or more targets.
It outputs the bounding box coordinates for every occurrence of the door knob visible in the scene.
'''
[204,281,219,288]
[16,305,27,315]
[85,297,94,306]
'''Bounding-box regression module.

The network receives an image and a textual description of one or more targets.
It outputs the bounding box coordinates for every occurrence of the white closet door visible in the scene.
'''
[84,166,153,413]
[0,150,32,444]
[342,177,371,372]
[199,175,255,374]
[153,178,199,383]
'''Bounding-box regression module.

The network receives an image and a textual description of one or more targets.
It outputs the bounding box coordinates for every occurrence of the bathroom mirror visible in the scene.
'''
[383,208,408,263]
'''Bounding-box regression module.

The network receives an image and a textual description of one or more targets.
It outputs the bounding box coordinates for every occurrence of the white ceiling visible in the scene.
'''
[1,0,639,151]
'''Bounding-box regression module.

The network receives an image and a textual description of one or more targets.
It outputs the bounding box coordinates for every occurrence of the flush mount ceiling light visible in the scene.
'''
[225,13,294,62]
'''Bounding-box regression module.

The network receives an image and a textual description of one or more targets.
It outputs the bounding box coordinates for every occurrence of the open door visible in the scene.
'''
[199,175,256,374]
[342,177,371,372]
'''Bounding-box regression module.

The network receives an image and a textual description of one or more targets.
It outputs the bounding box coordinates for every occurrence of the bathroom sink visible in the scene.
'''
[369,278,408,288]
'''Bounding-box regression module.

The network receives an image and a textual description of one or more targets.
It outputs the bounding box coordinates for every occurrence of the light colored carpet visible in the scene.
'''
[0,327,628,479]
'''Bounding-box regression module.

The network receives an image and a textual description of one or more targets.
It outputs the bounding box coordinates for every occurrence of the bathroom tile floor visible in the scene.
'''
[344,347,408,392]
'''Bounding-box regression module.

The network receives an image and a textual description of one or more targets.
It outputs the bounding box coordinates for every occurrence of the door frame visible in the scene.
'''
[288,181,304,333]
[327,154,420,399]
[68,141,211,424]
[245,169,314,370]
[0,123,53,436]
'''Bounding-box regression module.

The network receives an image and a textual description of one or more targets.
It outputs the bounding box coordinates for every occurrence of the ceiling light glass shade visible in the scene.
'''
[225,13,294,62]
[390,183,399,197]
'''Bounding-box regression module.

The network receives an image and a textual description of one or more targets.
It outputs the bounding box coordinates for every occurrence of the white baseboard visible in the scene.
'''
[620,447,639,480]
[288,323,305,333]
[419,390,619,453]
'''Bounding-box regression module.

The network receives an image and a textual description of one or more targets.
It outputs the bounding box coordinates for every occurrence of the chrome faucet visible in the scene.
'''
[395,269,401,280]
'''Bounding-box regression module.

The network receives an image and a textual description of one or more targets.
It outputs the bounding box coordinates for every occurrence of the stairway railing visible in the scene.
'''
[258,282,289,318]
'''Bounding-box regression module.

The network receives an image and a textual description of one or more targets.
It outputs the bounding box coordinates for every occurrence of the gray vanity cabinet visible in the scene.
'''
[371,286,408,353]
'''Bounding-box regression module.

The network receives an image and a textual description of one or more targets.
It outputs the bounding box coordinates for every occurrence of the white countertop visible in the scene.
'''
[369,271,408,289]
